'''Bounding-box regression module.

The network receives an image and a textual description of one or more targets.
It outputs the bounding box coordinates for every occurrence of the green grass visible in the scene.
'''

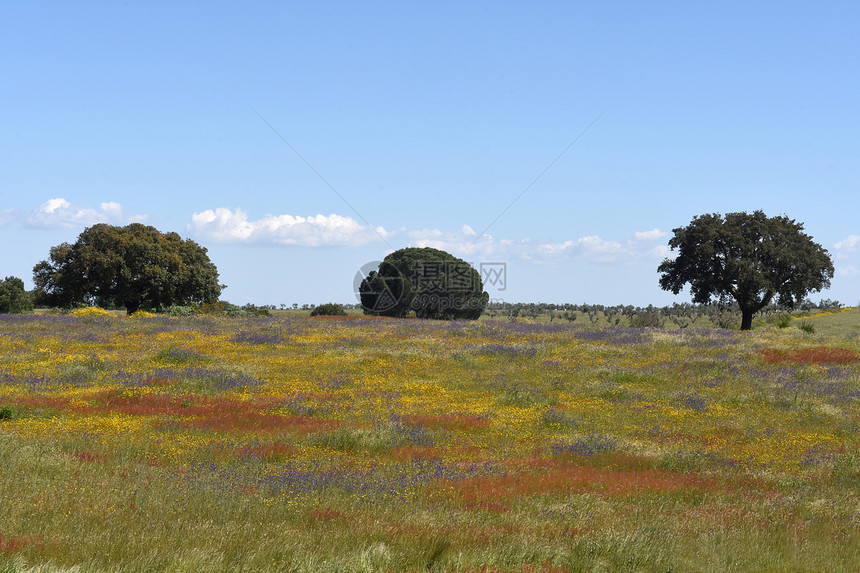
[0,313,858,571]
[793,307,860,337]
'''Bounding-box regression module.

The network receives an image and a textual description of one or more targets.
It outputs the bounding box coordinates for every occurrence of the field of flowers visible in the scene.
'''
[0,310,858,572]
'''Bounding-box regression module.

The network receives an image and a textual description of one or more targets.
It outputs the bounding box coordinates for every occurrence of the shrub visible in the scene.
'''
[199,301,226,315]
[310,303,347,317]
[629,311,662,328]
[165,305,198,317]
[129,310,157,319]
[798,320,815,334]
[68,307,116,319]
[241,304,270,317]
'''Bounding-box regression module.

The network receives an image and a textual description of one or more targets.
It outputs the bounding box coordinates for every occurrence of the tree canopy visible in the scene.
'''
[657,211,834,330]
[359,247,489,320]
[33,223,222,314]
[0,276,33,314]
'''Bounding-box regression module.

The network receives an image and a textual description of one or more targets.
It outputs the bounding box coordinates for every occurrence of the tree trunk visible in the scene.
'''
[740,309,753,331]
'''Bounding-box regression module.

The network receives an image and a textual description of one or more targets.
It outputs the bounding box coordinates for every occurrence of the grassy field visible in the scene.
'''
[789,307,860,338]
[0,309,858,572]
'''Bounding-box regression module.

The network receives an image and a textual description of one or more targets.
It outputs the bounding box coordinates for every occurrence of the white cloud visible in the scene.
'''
[408,227,509,259]
[527,236,626,262]
[189,207,390,247]
[571,236,626,260]
[635,228,668,241]
[187,207,671,264]
[834,235,860,255]
[26,198,145,229]
[406,226,668,264]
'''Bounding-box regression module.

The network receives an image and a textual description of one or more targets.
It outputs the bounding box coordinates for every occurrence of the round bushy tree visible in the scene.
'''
[0,276,33,314]
[33,223,222,314]
[359,247,488,320]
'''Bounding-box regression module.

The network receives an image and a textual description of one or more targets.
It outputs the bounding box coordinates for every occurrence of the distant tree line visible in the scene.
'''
[484,299,844,329]
[0,211,842,331]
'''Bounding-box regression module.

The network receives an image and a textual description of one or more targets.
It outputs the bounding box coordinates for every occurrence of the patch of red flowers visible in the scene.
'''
[760,347,859,365]
[441,457,716,513]
[0,533,42,553]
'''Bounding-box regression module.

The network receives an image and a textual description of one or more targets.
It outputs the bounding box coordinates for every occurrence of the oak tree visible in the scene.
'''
[658,211,834,330]
[33,223,222,314]
[0,276,33,314]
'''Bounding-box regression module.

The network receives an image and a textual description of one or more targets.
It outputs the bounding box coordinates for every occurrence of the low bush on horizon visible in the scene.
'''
[0,314,858,571]
[310,302,348,317]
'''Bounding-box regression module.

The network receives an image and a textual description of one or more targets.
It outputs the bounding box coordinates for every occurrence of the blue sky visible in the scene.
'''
[2,1,858,307]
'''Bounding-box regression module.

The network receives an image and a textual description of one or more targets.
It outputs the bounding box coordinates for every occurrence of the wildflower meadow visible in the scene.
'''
[0,309,858,571]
